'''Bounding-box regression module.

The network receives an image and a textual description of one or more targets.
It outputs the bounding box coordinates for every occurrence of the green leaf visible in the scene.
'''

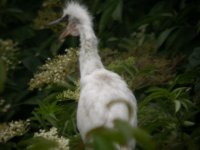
[114,120,133,141]
[22,56,42,73]
[132,128,155,150]
[174,100,181,113]
[87,127,124,144]
[20,137,58,150]
[183,121,195,126]
[99,0,119,34]
[112,0,123,22]
[143,87,171,104]
[114,120,155,150]
[156,27,176,49]
[92,135,115,150]
[50,40,62,56]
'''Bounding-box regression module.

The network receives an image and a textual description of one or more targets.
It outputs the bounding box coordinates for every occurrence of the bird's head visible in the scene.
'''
[48,2,93,41]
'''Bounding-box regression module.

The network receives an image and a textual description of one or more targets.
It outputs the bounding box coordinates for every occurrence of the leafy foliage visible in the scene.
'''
[86,120,155,150]
[0,0,200,150]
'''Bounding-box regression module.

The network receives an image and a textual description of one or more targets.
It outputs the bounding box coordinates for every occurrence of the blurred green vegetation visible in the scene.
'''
[0,0,200,149]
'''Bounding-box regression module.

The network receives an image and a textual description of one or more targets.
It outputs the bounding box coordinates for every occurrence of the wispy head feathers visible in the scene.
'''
[63,1,93,26]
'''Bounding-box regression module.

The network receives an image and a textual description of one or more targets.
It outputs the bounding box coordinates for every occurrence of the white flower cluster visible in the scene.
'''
[0,39,19,71]
[0,120,30,143]
[0,99,11,113]
[57,80,80,101]
[29,48,78,90]
[34,127,69,150]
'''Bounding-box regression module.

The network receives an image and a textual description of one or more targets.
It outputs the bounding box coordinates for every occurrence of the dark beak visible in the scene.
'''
[48,17,66,26]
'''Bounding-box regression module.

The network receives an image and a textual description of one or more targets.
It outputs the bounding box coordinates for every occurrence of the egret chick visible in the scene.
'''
[49,2,137,149]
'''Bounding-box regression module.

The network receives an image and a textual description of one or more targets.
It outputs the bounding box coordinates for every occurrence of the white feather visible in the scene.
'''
[63,2,93,26]
[63,2,137,149]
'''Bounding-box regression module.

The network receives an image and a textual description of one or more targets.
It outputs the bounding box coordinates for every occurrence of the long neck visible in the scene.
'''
[78,25,104,77]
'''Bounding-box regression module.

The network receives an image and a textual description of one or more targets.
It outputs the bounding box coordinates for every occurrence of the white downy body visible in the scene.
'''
[62,2,137,149]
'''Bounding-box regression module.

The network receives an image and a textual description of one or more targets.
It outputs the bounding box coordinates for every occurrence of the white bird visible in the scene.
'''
[49,2,137,149]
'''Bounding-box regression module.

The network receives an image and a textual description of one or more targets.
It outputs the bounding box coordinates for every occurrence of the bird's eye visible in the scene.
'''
[63,15,68,21]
